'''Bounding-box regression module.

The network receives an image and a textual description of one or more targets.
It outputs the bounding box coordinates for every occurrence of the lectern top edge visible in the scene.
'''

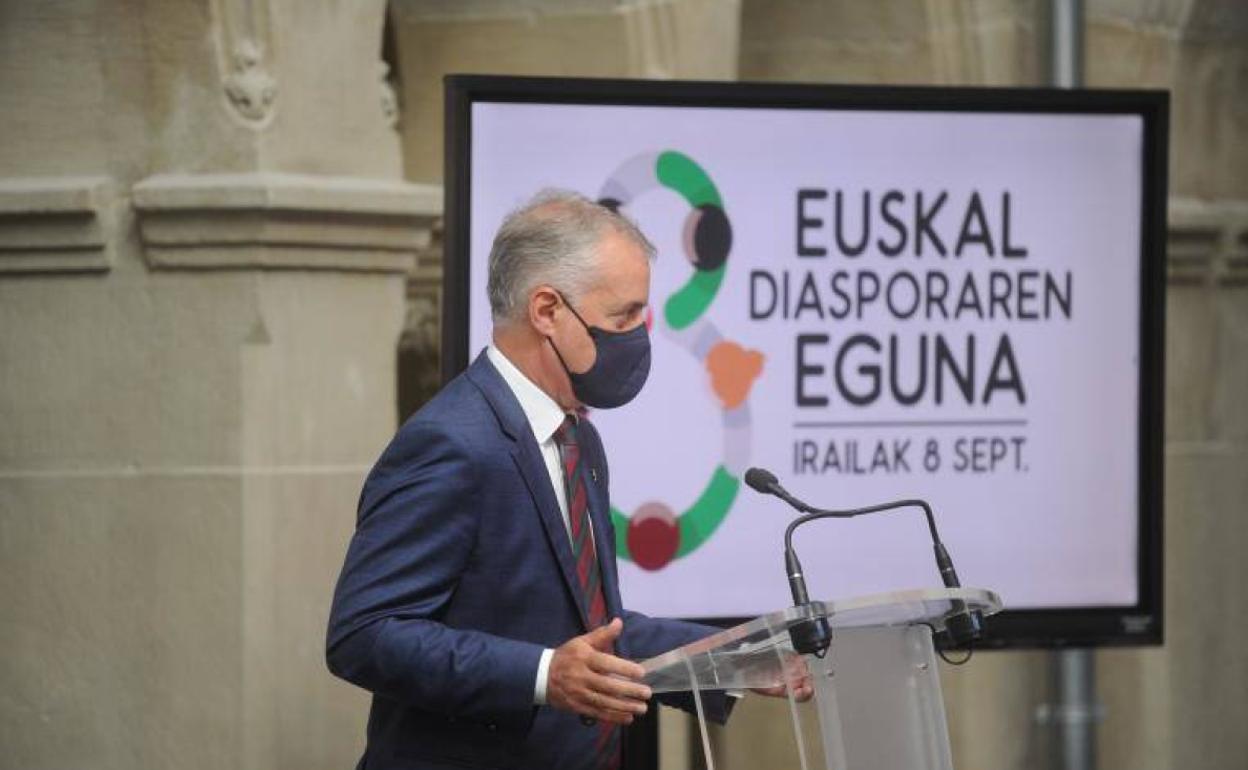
[639,587,1001,675]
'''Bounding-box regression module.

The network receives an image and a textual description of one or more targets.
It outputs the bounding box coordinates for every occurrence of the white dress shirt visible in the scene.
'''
[486,345,581,705]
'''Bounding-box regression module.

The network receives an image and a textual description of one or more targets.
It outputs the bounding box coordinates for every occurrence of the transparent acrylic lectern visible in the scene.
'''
[641,588,1002,770]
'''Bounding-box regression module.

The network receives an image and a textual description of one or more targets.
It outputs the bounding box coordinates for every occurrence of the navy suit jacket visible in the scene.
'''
[327,351,730,770]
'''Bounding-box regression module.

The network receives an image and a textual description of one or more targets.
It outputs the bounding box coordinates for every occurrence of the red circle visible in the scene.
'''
[627,513,680,571]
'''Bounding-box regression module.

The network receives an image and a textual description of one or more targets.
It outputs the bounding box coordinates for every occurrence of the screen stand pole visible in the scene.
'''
[1043,648,1102,770]
[1044,6,1102,764]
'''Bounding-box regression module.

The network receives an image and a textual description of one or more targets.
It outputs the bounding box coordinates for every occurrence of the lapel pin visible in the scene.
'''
[590,468,599,483]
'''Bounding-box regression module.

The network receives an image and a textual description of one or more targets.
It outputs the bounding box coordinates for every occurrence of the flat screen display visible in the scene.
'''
[443,76,1166,647]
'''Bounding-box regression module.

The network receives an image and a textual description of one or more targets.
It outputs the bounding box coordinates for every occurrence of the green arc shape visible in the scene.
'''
[611,507,631,560]
[611,465,741,563]
[676,465,740,557]
[656,151,722,208]
[653,151,728,330]
[663,265,725,331]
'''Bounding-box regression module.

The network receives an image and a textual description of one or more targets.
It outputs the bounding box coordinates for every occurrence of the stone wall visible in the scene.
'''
[0,2,438,769]
[1088,4,1247,769]
[739,0,1044,86]
[391,0,742,183]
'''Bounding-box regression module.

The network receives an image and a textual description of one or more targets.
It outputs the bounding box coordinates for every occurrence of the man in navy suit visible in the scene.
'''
[327,190,807,770]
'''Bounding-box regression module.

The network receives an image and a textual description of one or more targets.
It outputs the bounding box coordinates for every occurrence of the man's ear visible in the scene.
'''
[528,285,561,336]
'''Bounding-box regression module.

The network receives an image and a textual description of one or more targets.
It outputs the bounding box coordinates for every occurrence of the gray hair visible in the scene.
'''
[486,189,656,324]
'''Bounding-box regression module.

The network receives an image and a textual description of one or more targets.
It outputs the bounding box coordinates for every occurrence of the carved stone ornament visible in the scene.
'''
[379,61,400,130]
[224,40,277,125]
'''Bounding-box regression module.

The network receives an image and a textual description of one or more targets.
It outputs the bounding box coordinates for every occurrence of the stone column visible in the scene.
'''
[0,2,437,769]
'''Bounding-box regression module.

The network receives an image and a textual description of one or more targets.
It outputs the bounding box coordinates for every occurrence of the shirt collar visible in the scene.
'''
[486,344,568,445]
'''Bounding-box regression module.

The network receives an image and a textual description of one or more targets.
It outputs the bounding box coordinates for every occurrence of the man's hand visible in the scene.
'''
[751,655,814,702]
[547,618,652,725]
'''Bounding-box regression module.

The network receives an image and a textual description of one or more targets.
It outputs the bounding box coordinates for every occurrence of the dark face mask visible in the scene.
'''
[547,293,651,409]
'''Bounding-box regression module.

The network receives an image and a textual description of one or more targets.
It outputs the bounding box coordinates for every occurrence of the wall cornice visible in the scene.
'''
[1168,197,1248,285]
[0,176,113,273]
[132,172,441,273]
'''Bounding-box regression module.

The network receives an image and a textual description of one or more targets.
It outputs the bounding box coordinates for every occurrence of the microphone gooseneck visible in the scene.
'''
[746,466,984,652]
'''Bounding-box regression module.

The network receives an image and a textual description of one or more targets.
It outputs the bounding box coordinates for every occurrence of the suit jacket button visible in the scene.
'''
[580,715,597,726]
[486,722,498,731]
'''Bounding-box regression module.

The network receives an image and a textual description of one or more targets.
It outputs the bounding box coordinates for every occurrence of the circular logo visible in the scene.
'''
[597,151,764,571]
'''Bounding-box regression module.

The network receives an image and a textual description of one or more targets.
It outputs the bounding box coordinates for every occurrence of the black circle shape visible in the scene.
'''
[692,204,732,272]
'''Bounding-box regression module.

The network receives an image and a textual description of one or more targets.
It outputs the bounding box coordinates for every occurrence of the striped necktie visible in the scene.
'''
[553,416,620,770]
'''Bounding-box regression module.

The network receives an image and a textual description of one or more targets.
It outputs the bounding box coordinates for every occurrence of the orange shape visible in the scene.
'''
[706,341,765,409]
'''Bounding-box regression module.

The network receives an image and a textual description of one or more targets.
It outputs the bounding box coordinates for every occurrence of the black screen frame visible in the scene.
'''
[443,74,1167,649]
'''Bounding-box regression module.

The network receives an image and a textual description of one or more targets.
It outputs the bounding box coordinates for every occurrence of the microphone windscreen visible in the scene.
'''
[743,467,778,494]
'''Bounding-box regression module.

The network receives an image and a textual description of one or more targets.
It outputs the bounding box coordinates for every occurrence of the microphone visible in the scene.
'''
[744,467,802,509]
[745,467,983,653]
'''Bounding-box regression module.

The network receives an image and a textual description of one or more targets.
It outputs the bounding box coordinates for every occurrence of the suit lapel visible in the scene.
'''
[467,351,590,630]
